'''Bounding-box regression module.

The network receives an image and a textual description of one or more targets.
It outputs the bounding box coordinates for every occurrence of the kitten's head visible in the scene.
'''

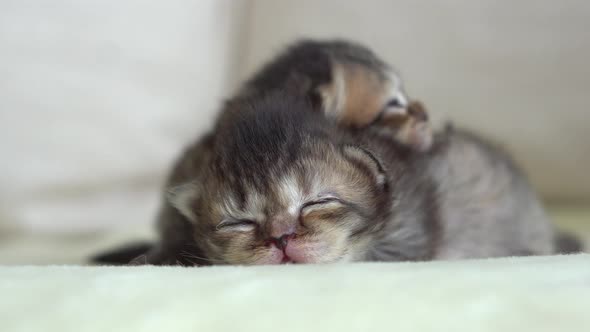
[169,93,391,265]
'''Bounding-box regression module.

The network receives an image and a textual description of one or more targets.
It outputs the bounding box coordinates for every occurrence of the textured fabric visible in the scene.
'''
[1,254,589,332]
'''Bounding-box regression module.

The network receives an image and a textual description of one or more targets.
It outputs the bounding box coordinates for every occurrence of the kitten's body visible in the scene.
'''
[118,92,561,266]
[365,129,555,260]
[428,131,555,258]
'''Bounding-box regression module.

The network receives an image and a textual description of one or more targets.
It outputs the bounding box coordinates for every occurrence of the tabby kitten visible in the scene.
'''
[92,41,581,265]
[120,91,568,266]
[138,91,431,265]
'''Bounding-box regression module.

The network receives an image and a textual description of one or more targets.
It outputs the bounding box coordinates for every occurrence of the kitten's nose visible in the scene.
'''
[273,233,294,250]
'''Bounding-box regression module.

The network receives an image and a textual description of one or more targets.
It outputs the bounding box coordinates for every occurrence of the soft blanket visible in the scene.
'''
[1,254,589,332]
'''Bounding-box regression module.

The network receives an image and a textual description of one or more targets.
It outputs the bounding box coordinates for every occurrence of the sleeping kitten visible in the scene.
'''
[110,90,573,266]
[238,39,432,152]
[92,40,431,265]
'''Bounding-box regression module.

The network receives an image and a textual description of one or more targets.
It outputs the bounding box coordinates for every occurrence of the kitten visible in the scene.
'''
[238,39,432,152]
[92,41,582,265]
[106,90,574,266]
[130,91,427,265]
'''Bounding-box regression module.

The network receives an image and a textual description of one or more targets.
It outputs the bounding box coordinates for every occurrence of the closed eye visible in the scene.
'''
[216,219,257,232]
[302,197,342,208]
[300,197,345,217]
[387,98,402,107]
[373,97,408,125]
[385,93,409,114]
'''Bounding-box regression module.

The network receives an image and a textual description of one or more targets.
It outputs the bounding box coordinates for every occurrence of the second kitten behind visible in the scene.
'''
[239,39,432,152]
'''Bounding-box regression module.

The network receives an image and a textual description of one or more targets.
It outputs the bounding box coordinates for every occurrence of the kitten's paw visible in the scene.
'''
[380,100,434,152]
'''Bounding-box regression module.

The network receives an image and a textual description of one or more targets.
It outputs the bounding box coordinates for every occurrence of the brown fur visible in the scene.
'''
[319,62,389,127]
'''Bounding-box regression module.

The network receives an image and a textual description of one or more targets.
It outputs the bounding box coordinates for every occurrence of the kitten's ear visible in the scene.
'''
[167,181,200,221]
[341,145,387,188]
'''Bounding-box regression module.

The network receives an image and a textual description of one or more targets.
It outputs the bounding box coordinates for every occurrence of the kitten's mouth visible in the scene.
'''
[280,254,295,264]
[279,245,297,263]
[268,233,299,264]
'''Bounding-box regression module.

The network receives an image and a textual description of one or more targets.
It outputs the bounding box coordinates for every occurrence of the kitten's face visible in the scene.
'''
[171,144,389,265]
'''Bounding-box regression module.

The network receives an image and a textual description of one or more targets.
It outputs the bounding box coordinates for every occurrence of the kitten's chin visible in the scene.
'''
[242,247,292,265]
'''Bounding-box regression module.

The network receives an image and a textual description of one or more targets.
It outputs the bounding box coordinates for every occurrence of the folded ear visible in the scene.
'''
[166,181,201,222]
[341,145,387,189]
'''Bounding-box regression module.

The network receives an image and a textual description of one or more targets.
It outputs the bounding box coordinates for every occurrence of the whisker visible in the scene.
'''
[181,257,200,266]
[179,250,221,264]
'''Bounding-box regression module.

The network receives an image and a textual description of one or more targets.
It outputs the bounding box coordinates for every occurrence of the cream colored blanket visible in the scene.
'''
[1,254,589,332]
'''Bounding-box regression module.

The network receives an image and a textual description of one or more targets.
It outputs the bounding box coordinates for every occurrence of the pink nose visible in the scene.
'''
[270,222,296,239]
[270,233,295,250]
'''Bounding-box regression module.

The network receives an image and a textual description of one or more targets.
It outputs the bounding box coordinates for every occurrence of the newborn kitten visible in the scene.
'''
[93,40,430,265]
[139,92,426,265]
[122,91,570,266]
[239,39,432,152]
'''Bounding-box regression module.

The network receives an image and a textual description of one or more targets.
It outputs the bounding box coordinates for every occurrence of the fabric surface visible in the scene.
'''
[1,254,589,332]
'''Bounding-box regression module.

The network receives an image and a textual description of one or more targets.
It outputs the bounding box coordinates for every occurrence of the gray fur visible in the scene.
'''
[427,130,555,259]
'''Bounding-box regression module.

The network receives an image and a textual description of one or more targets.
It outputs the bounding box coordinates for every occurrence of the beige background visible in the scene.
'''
[0,0,248,232]
[0,0,588,233]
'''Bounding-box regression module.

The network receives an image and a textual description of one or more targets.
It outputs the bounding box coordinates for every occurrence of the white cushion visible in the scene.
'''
[0,0,247,231]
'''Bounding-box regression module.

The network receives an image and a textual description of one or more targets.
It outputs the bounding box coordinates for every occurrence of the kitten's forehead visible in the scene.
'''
[218,168,323,220]
[244,173,309,218]
[218,185,265,221]
[276,171,338,216]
